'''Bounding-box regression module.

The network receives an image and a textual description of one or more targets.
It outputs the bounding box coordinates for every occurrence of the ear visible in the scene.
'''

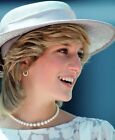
[18,57,31,81]
[20,59,30,69]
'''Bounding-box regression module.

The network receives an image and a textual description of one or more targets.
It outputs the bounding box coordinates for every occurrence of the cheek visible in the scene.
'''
[29,57,62,83]
[49,55,66,67]
[41,54,65,72]
[30,51,68,80]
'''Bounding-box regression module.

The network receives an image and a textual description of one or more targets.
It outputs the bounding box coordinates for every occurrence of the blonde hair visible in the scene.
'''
[0,23,90,114]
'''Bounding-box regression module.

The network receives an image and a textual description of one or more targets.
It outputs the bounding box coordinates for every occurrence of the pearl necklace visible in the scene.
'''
[9,104,59,127]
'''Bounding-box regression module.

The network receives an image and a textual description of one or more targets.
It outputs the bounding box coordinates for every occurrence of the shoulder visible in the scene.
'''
[56,110,115,140]
[78,116,114,129]
[73,116,115,140]
[0,113,7,127]
[0,113,14,129]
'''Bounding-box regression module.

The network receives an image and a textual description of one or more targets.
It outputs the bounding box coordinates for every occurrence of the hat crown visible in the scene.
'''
[1,1,76,25]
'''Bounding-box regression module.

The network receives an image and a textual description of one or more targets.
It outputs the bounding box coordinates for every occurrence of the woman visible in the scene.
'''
[0,1,114,140]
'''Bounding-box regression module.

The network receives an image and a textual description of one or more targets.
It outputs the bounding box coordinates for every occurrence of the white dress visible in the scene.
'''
[0,116,114,140]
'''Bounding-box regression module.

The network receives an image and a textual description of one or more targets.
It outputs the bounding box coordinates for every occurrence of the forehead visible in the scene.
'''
[47,40,84,51]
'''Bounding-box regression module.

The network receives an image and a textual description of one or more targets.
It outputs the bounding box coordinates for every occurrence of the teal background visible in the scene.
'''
[0,0,115,127]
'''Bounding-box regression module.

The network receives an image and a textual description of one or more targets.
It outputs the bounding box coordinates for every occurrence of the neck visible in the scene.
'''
[12,100,57,124]
[8,104,59,129]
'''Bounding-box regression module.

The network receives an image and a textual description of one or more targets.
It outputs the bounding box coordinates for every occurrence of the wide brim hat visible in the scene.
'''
[0,1,115,57]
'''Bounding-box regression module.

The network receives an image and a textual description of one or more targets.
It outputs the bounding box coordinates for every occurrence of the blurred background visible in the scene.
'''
[0,0,115,127]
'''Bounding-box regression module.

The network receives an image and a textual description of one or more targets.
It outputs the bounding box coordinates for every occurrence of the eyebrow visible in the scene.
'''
[62,42,84,50]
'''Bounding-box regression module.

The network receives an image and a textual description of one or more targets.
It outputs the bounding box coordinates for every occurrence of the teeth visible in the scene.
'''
[58,76,74,83]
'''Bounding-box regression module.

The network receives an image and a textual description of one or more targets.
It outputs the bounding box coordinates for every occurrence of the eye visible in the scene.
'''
[57,48,68,55]
[78,50,84,59]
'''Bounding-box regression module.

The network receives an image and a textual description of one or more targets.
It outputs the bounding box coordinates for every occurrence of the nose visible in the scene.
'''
[68,56,82,76]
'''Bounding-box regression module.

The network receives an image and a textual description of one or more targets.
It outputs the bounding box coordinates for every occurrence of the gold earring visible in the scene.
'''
[23,70,28,77]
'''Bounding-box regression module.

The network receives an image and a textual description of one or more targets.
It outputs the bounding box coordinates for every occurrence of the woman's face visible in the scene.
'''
[23,41,83,102]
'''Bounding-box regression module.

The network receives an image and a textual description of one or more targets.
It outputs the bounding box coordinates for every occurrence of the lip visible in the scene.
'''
[59,75,77,82]
[58,75,77,88]
[58,78,73,88]
[63,81,74,88]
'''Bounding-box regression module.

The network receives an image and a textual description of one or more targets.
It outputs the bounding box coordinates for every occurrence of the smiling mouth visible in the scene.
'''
[58,76,75,87]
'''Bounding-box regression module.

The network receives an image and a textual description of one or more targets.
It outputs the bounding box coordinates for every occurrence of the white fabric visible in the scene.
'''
[0,116,114,140]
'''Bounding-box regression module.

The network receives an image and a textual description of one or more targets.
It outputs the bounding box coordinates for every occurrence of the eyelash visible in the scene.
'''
[57,48,84,59]
[57,48,68,55]
[78,51,84,59]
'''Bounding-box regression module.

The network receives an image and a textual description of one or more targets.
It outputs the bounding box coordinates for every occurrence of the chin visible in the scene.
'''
[60,95,72,102]
[54,90,72,102]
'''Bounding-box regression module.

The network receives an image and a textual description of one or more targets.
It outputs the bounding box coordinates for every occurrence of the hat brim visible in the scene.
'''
[0,19,115,56]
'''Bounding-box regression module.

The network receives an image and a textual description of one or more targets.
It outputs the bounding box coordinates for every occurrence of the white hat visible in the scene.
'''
[0,1,115,57]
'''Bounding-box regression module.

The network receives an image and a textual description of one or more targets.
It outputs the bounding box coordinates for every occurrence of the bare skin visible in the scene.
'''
[0,109,76,129]
[0,41,83,130]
